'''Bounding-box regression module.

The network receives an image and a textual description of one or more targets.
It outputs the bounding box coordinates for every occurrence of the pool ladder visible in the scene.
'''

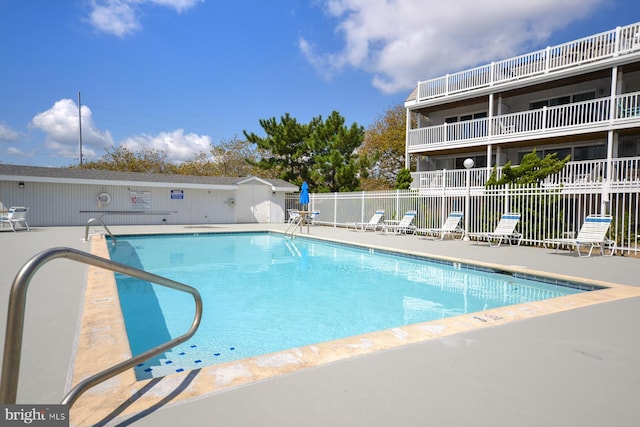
[284,215,305,237]
[0,247,203,408]
[84,217,116,244]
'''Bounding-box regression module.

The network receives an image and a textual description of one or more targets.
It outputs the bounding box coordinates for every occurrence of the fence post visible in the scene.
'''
[333,192,338,228]
[463,166,471,240]
[545,46,551,72]
[504,183,510,213]
[603,130,614,214]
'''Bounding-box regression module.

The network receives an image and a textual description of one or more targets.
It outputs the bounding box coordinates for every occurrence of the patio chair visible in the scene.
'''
[543,214,616,257]
[468,212,522,247]
[0,206,30,231]
[416,211,464,240]
[384,210,418,235]
[306,210,320,225]
[287,209,301,224]
[348,209,385,231]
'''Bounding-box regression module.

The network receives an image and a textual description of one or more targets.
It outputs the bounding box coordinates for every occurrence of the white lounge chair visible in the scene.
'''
[0,206,30,231]
[384,210,417,235]
[468,212,522,247]
[349,209,385,231]
[416,211,464,240]
[544,214,616,257]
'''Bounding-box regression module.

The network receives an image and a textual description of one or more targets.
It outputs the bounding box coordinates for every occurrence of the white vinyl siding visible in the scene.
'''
[0,180,288,226]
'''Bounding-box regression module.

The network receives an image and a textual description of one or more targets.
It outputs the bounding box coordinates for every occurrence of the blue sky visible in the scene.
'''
[1,0,639,167]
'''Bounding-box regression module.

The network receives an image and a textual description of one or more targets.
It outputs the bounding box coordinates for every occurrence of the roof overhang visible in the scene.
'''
[236,176,298,192]
[0,174,238,190]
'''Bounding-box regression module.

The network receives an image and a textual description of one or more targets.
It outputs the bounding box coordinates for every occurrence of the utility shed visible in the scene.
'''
[0,164,298,226]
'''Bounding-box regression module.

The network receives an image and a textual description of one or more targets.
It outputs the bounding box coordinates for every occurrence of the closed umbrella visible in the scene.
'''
[299,181,309,210]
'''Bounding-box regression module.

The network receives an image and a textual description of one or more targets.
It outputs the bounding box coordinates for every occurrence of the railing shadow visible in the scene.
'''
[93,368,202,426]
[109,241,175,380]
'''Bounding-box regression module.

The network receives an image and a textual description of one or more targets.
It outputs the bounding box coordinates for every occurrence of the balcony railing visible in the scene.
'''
[411,157,640,191]
[415,22,640,102]
[408,92,640,149]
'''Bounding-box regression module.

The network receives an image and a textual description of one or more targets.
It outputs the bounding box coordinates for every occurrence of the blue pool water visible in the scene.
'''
[108,232,591,379]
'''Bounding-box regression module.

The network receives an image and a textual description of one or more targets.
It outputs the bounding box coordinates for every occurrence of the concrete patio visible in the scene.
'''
[1,224,639,426]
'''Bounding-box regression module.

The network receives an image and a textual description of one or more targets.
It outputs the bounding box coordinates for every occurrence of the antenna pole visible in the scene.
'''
[78,91,83,167]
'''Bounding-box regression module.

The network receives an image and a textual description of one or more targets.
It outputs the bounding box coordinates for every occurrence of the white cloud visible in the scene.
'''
[88,0,203,37]
[6,147,28,156]
[0,123,19,143]
[29,99,212,164]
[301,0,604,93]
[120,129,212,163]
[0,123,28,158]
[30,99,114,159]
[89,0,140,37]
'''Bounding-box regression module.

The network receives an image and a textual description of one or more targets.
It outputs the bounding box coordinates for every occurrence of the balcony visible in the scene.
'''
[411,157,640,192]
[408,92,640,151]
[412,22,640,103]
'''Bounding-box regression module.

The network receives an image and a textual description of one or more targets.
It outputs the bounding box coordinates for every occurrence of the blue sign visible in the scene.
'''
[170,190,184,200]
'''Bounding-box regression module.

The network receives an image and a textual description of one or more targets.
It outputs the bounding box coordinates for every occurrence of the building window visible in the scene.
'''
[455,155,488,169]
[573,145,606,161]
[433,154,494,170]
[554,147,573,160]
[619,138,640,157]
[435,158,454,170]
[446,112,488,122]
[529,91,596,110]
[550,96,571,106]
[517,144,605,163]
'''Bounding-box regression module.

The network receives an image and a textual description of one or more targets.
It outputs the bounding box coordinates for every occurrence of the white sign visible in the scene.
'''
[130,191,151,210]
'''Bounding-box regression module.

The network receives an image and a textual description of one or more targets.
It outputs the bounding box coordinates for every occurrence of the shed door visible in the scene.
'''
[235,184,270,223]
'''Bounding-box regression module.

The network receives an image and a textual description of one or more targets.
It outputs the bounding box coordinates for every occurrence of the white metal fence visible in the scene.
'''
[286,184,640,255]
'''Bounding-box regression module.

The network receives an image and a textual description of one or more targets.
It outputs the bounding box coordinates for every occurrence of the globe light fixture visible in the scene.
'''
[463,158,474,240]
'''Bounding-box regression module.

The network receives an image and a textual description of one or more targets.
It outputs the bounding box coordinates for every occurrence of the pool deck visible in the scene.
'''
[1,224,640,426]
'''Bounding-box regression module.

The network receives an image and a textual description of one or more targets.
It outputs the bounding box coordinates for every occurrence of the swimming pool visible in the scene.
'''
[108,232,592,379]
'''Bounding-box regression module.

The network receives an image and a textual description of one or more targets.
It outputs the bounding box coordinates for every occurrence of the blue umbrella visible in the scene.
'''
[299,181,309,209]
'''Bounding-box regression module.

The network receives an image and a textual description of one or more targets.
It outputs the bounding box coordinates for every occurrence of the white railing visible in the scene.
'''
[542,158,607,187]
[617,92,640,118]
[415,22,640,102]
[494,49,548,81]
[408,93,639,149]
[610,157,640,188]
[447,64,493,93]
[411,157,640,190]
[285,180,640,254]
[414,168,488,190]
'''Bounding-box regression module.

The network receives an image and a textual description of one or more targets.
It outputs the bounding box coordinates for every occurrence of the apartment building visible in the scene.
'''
[405,22,640,189]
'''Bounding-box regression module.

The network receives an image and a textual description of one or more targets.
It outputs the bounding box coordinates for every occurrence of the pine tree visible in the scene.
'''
[486,149,570,186]
[244,113,311,184]
[244,111,364,191]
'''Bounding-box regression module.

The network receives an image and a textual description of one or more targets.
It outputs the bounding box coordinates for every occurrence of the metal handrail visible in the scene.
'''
[284,215,304,237]
[0,247,203,407]
[84,217,116,244]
